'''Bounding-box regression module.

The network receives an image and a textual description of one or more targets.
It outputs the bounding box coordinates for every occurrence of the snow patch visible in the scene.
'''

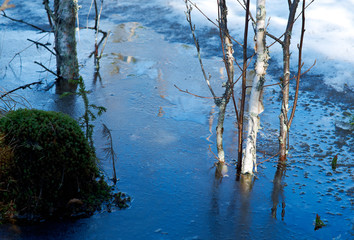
[164,0,354,92]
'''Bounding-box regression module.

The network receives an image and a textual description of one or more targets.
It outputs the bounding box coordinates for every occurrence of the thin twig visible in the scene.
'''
[266,32,284,47]
[288,0,306,130]
[43,0,56,29]
[34,61,58,77]
[87,0,95,28]
[1,11,49,32]
[209,145,220,161]
[185,2,217,99]
[267,0,314,49]
[94,0,99,30]
[88,28,108,58]
[236,0,255,24]
[257,151,280,166]
[27,39,56,56]
[262,59,316,88]
[0,81,42,99]
[9,33,50,64]
[99,30,110,58]
[174,84,221,99]
[294,0,314,24]
[186,0,243,47]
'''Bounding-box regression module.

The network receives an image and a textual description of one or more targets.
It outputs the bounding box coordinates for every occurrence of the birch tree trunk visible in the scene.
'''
[216,0,235,163]
[236,0,250,175]
[241,0,269,174]
[54,0,79,93]
[279,0,299,161]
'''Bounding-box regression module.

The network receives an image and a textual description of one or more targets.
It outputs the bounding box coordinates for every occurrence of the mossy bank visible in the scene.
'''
[0,109,122,223]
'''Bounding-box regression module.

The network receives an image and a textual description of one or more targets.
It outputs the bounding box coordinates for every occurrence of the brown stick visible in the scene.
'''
[174,84,221,99]
[209,145,220,161]
[257,151,280,166]
[0,0,14,11]
[287,0,306,129]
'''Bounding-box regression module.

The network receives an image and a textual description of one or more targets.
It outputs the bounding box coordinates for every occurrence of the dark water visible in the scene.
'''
[0,1,353,239]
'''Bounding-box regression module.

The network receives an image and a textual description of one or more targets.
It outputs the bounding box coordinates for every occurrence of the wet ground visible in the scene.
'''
[0,1,353,239]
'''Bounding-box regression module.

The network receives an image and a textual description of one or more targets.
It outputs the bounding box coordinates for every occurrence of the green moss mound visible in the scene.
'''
[0,109,112,222]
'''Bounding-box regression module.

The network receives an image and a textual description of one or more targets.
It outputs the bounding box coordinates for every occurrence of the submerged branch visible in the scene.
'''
[0,81,42,99]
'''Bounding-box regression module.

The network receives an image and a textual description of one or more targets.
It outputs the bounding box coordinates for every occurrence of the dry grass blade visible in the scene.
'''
[102,123,118,184]
[0,88,32,115]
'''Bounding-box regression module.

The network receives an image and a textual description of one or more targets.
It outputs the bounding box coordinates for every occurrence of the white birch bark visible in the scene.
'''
[241,0,269,174]
[216,0,235,163]
[279,0,300,161]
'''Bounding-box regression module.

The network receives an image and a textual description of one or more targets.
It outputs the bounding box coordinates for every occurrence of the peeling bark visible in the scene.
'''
[54,0,79,93]
[242,0,269,174]
[216,0,235,163]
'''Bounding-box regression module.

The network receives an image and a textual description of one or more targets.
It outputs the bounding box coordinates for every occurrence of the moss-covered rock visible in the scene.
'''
[0,109,112,222]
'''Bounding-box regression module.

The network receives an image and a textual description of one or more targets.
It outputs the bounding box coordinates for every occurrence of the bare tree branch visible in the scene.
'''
[288,0,306,129]
[34,61,59,77]
[266,32,284,47]
[42,0,55,30]
[0,81,42,99]
[174,84,221,99]
[262,60,316,88]
[257,151,280,166]
[288,0,292,9]
[185,1,217,99]
[9,33,50,64]
[1,11,49,32]
[186,0,243,48]
[88,28,108,57]
[27,39,56,56]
